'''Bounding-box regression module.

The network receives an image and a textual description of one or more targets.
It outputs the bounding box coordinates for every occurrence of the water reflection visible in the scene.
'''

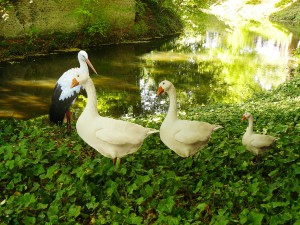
[0,14,299,119]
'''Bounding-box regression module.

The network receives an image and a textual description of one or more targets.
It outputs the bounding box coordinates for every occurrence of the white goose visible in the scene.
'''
[242,112,278,155]
[156,80,223,157]
[71,72,159,164]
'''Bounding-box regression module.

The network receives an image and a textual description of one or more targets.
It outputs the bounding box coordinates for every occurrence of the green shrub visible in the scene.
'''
[1,75,300,224]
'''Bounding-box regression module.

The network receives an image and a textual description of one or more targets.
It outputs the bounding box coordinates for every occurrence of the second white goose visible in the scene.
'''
[156,80,223,157]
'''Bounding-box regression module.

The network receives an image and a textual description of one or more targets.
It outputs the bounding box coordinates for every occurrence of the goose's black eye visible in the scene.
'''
[77,75,80,77]
[163,82,165,85]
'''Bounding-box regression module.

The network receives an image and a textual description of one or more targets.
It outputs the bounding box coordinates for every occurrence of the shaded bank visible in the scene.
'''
[0,0,183,62]
[269,1,300,24]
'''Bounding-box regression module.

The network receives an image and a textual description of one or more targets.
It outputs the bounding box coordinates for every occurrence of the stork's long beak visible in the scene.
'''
[156,86,164,97]
[71,78,79,88]
[86,58,98,75]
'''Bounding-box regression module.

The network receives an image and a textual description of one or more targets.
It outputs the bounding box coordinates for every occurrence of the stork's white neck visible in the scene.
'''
[166,85,178,121]
[79,59,89,75]
[82,78,98,115]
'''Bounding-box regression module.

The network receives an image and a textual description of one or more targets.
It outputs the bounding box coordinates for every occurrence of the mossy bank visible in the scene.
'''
[0,0,183,62]
[269,1,300,24]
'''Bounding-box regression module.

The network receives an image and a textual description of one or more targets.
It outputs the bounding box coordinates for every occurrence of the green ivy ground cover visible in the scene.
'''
[0,77,300,224]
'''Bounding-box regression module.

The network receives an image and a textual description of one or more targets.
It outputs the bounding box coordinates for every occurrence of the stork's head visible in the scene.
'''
[71,51,98,88]
[242,112,252,121]
[78,50,98,75]
[156,80,174,96]
[78,50,88,62]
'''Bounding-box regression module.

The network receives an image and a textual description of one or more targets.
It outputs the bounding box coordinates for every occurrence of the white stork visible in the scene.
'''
[49,50,98,132]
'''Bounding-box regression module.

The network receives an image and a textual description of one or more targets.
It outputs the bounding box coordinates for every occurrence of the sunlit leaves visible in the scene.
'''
[0,76,300,224]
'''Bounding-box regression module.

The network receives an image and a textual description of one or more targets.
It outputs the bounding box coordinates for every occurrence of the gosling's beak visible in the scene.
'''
[156,86,164,97]
[71,78,79,88]
[86,58,98,75]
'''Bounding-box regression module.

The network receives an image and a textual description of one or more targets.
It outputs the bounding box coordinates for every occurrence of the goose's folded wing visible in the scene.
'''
[96,128,141,145]
[250,135,275,148]
[174,122,211,144]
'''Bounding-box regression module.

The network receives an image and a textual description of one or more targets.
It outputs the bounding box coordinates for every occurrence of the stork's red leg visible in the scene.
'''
[66,110,71,132]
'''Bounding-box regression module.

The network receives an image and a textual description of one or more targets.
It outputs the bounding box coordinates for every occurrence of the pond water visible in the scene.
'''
[0,14,299,119]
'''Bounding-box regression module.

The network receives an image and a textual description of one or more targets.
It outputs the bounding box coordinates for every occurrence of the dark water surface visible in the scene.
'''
[0,15,299,119]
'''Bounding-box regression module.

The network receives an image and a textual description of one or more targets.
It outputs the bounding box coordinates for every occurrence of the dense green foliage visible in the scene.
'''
[1,74,300,224]
[0,0,183,61]
[0,0,11,21]
[275,0,294,8]
[270,1,300,24]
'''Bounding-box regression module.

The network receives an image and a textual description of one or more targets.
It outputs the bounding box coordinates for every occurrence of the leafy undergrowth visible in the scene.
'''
[1,77,300,225]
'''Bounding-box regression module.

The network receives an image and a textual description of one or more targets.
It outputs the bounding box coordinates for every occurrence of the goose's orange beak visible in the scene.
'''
[242,115,247,121]
[71,78,79,88]
[156,86,164,96]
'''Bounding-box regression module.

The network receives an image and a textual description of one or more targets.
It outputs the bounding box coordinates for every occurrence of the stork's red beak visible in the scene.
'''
[86,58,98,75]
[71,78,79,88]
[156,86,164,96]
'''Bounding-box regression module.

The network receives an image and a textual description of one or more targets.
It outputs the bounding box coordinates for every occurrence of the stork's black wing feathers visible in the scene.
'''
[49,83,79,125]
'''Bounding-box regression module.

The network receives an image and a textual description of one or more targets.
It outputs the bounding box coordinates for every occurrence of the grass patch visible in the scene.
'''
[0,74,300,224]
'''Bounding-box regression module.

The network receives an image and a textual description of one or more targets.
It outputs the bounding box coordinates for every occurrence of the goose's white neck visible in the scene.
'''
[246,116,254,134]
[82,78,98,116]
[166,85,178,121]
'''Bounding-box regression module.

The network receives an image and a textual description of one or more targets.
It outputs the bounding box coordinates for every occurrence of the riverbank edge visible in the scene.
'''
[269,1,300,24]
[0,3,183,63]
[0,33,181,63]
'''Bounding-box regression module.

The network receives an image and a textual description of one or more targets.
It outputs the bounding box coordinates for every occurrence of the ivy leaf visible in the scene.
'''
[193,180,203,194]
[268,169,279,177]
[127,183,138,194]
[271,201,290,208]
[5,160,14,170]
[32,164,45,176]
[37,203,48,210]
[125,213,143,224]
[19,193,36,207]
[40,164,60,179]
[47,204,59,223]
[239,209,249,224]
[196,203,208,213]
[141,184,153,198]
[22,216,36,225]
[248,211,264,225]
[68,205,81,218]
[157,196,175,214]
[106,181,118,197]
[135,197,144,205]
[135,174,150,186]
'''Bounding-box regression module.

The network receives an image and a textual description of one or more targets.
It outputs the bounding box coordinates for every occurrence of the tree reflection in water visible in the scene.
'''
[0,14,299,119]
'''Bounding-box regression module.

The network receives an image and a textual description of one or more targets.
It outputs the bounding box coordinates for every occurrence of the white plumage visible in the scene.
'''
[156,80,223,157]
[71,72,159,164]
[242,112,278,155]
[57,68,82,101]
